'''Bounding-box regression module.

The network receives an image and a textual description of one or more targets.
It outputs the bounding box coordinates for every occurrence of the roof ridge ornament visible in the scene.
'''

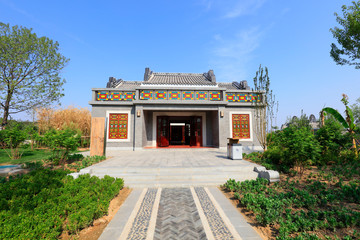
[106,77,123,88]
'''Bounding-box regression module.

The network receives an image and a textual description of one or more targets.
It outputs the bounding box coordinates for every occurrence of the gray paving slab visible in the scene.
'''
[98,188,142,240]
[82,149,261,187]
[89,149,259,168]
[154,188,206,240]
[207,187,263,240]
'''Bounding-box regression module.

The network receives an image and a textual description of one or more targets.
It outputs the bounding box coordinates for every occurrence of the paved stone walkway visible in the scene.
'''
[100,187,262,240]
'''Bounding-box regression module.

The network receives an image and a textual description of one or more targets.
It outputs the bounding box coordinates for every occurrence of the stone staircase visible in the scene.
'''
[76,164,259,188]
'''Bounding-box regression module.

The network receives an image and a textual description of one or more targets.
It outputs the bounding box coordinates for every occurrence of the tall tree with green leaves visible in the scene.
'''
[0,23,69,127]
[322,94,358,157]
[330,1,360,68]
[253,64,278,151]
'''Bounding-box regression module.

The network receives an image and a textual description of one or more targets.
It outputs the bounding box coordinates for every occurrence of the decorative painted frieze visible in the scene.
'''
[209,91,221,101]
[168,91,180,100]
[196,91,208,100]
[96,90,259,103]
[183,91,194,100]
[97,91,109,101]
[226,93,259,102]
[155,91,167,100]
[140,90,153,100]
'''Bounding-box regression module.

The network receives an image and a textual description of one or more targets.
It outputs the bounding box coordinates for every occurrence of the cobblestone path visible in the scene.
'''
[154,188,207,240]
[100,187,262,240]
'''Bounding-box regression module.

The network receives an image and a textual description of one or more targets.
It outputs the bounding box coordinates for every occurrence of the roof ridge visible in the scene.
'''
[153,72,203,76]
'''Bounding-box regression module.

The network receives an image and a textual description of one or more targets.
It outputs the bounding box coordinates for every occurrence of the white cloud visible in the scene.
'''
[224,0,267,18]
[211,27,263,82]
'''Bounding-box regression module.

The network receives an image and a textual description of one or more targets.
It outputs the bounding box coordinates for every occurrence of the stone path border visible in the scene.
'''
[100,187,262,240]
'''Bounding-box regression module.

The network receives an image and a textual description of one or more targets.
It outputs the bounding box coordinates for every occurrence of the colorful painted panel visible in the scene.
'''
[110,92,122,101]
[140,90,153,100]
[155,91,167,100]
[226,93,260,102]
[183,91,194,100]
[196,91,208,100]
[97,92,109,101]
[168,91,180,100]
[210,91,221,101]
[109,113,128,139]
[232,114,250,139]
[226,93,236,102]
[238,93,259,102]
[124,92,135,101]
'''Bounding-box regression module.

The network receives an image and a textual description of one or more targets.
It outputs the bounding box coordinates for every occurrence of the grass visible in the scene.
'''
[0,148,53,165]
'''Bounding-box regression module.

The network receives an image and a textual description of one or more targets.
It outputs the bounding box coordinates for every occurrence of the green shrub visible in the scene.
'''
[266,125,321,174]
[44,129,81,165]
[0,169,124,238]
[68,153,85,161]
[315,118,353,164]
[0,124,28,159]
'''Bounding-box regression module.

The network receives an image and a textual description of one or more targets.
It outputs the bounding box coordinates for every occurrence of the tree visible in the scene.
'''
[330,1,360,68]
[351,97,360,126]
[252,64,278,151]
[0,23,69,127]
[322,94,358,157]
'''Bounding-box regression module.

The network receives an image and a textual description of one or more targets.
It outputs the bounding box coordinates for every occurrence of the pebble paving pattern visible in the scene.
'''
[126,188,158,240]
[194,187,234,239]
[154,188,207,240]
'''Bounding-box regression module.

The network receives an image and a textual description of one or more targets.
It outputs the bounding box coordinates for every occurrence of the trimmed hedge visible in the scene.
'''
[0,169,123,239]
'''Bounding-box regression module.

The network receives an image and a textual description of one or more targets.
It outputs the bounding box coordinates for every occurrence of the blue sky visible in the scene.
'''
[1,0,359,126]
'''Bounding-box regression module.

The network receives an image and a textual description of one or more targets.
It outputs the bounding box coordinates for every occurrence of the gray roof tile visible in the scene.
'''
[143,72,216,86]
[107,69,249,90]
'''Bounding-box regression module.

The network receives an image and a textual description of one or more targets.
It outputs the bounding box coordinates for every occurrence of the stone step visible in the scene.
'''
[88,166,255,175]
[89,171,258,187]
[89,173,258,181]
[122,178,258,188]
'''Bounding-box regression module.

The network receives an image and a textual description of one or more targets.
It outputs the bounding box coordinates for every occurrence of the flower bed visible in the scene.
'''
[222,162,360,239]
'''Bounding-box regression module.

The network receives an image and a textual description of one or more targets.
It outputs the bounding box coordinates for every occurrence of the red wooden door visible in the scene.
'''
[157,116,169,147]
[190,116,202,147]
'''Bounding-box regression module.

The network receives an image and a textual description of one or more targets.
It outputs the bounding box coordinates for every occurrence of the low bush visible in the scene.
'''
[44,128,81,165]
[72,155,106,172]
[0,169,123,239]
[267,126,321,175]
[223,163,360,239]
[0,124,28,159]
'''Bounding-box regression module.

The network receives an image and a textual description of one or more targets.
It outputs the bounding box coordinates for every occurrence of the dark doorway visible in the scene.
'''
[156,116,202,147]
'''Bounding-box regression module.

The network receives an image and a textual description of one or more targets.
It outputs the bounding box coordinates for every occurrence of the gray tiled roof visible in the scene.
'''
[143,72,217,86]
[218,83,238,90]
[106,68,250,90]
[116,81,142,90]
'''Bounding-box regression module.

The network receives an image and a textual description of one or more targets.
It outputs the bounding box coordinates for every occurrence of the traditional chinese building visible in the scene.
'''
[89,68,263,153]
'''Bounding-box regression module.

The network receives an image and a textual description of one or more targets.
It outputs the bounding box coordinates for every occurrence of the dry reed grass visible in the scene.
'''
[36,106,91,136]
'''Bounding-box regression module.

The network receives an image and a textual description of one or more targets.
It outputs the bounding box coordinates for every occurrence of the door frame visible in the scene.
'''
[157,116,170,147]
[152,112,206,147]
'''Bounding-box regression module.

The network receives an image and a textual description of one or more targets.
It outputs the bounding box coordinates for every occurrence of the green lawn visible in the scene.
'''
[0,148,53,164]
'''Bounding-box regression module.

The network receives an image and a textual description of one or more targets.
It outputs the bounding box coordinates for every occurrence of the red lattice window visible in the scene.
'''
[232,114,250,139]
[109,113,128,139]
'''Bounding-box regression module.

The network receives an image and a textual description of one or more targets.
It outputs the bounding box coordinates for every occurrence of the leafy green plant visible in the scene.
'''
[44,128,81,165]
[315,117,352,164]
[0,124,27,159]
[267,125,321,175]
[0,169,124,238]
[322,94,358,157]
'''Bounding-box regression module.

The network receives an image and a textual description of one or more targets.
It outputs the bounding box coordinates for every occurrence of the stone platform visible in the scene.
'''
[80,149,261,187]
